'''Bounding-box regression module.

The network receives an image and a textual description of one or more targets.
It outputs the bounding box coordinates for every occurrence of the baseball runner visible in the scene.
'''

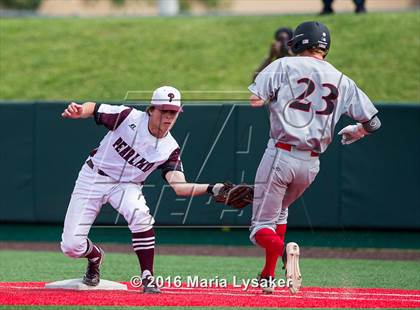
[60,86,252,293]
[248,21,381,294]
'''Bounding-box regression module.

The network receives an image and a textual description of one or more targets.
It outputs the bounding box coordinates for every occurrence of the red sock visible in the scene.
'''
[255,228,284,278]
[276,224,287,244]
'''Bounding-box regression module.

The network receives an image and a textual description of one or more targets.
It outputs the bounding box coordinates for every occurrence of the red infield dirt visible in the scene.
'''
[1,282,420,308]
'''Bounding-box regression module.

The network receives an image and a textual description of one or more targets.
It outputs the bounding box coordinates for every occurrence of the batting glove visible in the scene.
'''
[338,123,368,145]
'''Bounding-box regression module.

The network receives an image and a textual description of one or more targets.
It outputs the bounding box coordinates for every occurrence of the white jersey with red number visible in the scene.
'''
[90,104,183,183]
[248,56,378,153]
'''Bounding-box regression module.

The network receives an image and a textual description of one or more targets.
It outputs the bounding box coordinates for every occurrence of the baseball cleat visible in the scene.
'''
[257,273,275,294]
[82,248,104,287]
[141,270,161,294]
[285,242,302,294]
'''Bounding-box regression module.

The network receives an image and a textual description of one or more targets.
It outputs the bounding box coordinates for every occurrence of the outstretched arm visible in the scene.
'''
[61,102,96,119]
[165,170,223,197]
[166,171,254,209]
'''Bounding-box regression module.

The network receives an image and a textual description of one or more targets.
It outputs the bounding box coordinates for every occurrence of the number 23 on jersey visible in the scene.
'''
[288,77,339,115]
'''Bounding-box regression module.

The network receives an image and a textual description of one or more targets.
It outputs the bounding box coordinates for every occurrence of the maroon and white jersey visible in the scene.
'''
[90,104,183,183]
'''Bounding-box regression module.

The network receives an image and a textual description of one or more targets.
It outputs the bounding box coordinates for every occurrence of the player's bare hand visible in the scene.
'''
[338,124,366,145]
[250,94,265,107]
[62,102,83,119]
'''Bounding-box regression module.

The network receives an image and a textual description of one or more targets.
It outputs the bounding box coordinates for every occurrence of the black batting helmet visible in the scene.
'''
[288,21,330,56]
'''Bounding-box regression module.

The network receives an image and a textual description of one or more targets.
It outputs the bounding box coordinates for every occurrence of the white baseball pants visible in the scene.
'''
[60,162,154,258]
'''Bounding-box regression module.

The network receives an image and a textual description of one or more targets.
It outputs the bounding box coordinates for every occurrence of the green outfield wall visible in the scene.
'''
[1,102,419,229]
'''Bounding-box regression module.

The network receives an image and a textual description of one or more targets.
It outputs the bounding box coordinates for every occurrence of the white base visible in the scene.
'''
[45,278,128,291]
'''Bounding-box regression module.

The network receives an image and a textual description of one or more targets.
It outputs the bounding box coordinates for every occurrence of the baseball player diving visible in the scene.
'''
[60,86,252,293]
[248,21,381,294]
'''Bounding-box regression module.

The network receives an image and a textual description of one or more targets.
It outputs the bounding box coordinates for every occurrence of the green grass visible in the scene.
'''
[2,224,420,249]
[4,308,397,310]
[0,12,419,102]
[0,308,321,310]
[1,250,419,309]
[1,250,419,290]
[1,308,412,310]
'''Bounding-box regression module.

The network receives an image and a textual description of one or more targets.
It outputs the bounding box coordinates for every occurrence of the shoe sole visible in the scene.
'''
[82,278,99,286]
[286,242,301,294]
[262,286,275,294]
[143,288,162,294]
[82,248,105,287]
[257,273,275,294]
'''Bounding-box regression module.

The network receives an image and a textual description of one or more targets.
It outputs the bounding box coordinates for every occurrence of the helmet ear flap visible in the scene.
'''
[291,42,299,54]
[291,41,303,54]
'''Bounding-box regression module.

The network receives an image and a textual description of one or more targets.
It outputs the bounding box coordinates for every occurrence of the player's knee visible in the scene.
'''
[60,237,87,258]
[250,226,283,254]
[127,210,155,233]
[259,234,284,254]
[250,225,274,245]
[270,238,284,254]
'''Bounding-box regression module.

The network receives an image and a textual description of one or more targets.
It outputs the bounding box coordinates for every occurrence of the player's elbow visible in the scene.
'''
[362,115,381,134]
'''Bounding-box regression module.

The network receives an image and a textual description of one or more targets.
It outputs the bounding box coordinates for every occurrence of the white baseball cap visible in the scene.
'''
[150,86,182,112]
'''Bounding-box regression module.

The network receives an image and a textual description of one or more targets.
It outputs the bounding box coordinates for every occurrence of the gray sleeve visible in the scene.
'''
[344,81,378,123]
[248,60,282,101]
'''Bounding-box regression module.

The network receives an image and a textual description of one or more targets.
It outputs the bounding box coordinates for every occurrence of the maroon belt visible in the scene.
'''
[275,142,319,157]
[86,159,110,177]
